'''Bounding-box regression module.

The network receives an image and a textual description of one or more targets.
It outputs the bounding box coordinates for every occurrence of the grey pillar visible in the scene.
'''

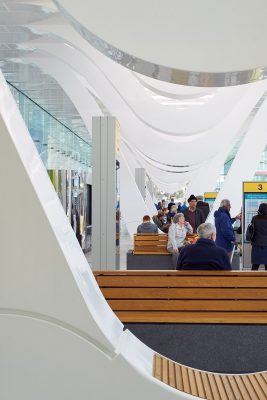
[147,178,154,199]
[92,116,120,270]
[135,168,146,200]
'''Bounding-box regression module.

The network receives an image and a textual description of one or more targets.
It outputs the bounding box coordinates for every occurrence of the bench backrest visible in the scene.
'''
[94,270,267,324]
[134,233,169,254]
[133,233,198,255]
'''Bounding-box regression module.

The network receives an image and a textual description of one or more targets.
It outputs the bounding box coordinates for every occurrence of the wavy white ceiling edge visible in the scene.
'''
[1,0,266,192]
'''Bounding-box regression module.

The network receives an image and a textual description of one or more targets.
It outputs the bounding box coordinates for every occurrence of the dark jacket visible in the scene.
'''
[214,207,236,252]
[167,212,176,222]
[251,215,267,246]
[196,201,210,220]
[168,201,176,211]
[176,238,232,270]
[182,208,205,231]
[152,215,169,232]
[180,204,188,213]
[137,222,158,233]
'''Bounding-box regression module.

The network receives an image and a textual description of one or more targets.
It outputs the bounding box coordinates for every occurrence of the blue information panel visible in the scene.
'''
[243,182,267,243]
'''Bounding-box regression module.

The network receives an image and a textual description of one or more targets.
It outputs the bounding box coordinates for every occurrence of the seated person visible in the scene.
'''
[152,211,170,233]
[167,205,178,222]
[176,222,232,270]
[137,215,158,233]
[161,207,169,224]
[167,213,193,267]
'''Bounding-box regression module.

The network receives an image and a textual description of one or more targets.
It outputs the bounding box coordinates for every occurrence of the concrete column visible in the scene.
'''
[135,167,146,200]
[92,116,119,270]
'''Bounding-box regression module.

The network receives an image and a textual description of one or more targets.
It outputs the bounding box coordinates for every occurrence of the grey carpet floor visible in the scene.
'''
[125,324,267,374]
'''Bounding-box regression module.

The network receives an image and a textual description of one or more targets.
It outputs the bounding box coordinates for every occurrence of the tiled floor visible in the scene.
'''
[85,233,133,270]
[85,236,265,271]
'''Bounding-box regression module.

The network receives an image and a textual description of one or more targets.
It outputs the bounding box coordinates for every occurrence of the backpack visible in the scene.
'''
[245,222,255,242]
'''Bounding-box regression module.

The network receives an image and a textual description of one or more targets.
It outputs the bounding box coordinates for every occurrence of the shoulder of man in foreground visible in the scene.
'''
[215,245,232,270]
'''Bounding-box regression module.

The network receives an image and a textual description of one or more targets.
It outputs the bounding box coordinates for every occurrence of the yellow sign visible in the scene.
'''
[243,182,267,193]
[204,192,217,199]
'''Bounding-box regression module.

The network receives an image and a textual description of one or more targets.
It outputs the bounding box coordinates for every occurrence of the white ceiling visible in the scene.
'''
[55,0,267,86]
[1,0,267,193]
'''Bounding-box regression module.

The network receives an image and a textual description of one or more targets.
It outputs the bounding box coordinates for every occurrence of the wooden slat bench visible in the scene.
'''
[134,233,169,254]
[128,233,198,270]
[133,233,198,255]
[94,270,267,324]
[153,353,267,400]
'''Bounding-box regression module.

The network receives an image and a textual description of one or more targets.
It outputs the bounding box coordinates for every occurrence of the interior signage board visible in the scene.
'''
[204,192,217,207]
[242,181,267,269]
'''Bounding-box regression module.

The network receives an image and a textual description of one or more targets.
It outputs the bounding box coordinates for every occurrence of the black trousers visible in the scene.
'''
[252,264,267,270]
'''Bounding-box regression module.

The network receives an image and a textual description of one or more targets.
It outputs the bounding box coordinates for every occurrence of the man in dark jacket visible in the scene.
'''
[182,194,205,233]
[196,195,210,220]
[214,199,240,257]
[176,223,231,270]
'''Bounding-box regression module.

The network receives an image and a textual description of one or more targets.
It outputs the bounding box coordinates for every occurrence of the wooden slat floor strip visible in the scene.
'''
[153,354,267,400]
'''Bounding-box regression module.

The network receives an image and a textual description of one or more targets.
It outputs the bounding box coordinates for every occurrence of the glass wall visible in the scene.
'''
[9,82,92,251]
[8,83,92,171]
[215,146,267,192]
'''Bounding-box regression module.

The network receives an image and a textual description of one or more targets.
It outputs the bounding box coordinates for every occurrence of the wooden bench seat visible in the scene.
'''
[153,353,267,400]
[133,233,198,255]
[94,270,267,324]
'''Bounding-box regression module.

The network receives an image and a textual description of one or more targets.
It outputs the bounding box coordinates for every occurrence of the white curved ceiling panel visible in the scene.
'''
[90,45,252,135]
[23,20,246,135]
[3,0,267,194]
[19,34,267,165]
[56,0,267,86]
[18,54,103,135]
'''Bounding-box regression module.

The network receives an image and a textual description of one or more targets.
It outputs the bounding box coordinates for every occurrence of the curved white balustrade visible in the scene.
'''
[0,71,200,399]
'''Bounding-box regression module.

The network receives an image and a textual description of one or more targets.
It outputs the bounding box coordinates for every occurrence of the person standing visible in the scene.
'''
[156,201,162,210]
[180,201,188,213]
[182,194,205,233]
[214,199,240,257]
[249,203,267,270]
[196,195,210,220]
[167,198,176,211]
